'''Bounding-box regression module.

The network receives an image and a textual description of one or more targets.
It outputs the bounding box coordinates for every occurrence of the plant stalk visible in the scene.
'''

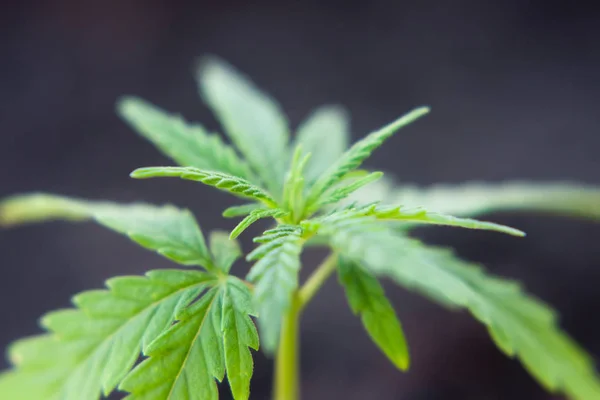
[273,253,339,400]
[274,292,301,400]
[298,253,338,310]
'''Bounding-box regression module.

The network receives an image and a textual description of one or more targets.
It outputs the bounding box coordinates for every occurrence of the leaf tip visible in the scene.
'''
[416,105,431,114]
[129,168,150,179]
[0,195,38,228]
[0,194,88,228]
[501,225,526,237]
[0,200,14,228]
[195,54,232,84]
[115,95,139,116]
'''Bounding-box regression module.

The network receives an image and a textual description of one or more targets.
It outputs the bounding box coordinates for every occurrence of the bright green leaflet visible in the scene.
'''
[132,167,278,207]
[314,171,383,210]
[337,257,409,371]
[230,208,289,240]
[0,269,214,400]
[282,146,311,221]
[0,193,213,269]
[198,57,290,196]
[302,203,524,238]
[117,97,256,181]
[223,203,266,218]
[120,277,258,400]
[361,203,524,236]
[294,105,350,186]
[304,106,430,209]
[328,220,600,400]
[246,226,304,353]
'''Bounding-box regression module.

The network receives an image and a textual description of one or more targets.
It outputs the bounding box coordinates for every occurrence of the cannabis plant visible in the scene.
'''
[1,57,599,400]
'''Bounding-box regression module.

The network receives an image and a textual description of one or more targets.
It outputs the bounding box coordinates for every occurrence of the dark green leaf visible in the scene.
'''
[338,257,409,371]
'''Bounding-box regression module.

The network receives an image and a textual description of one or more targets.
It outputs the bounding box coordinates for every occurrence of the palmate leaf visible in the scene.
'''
[131,167,278,207]
[198,57,290,196]
[0,269,215,400]
[117,97,256,181]
[349,179,600,221]
[294,105,350,185]
[0,193,213,269]
[246,225,305,353]
[305,107,430,208]
[120,277,258,400]
[328,220,600,400]
[337,256,409,371]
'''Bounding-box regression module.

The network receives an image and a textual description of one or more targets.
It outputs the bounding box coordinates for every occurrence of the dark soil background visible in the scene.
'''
[1,1,600,399]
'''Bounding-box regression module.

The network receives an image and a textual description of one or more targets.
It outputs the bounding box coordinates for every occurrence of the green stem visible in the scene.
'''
[273,253,339,400]
[274,292,301,400]
[298,253,339,310]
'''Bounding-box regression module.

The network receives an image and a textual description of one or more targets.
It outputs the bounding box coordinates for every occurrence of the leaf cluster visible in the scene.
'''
[1,56,600,400]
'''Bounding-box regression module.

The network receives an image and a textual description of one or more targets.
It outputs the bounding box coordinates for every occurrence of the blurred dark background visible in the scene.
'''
[1,0,600,399]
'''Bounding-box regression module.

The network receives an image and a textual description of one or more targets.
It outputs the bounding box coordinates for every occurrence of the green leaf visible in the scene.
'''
[117,97,256,181]
[282,145,311,220]
[351,179,600,221]
[198,57,290,195]
[305,203,524,239]
[209,231,242,274]
[0,270,214,400]
[0,193,213,268]
[338,257,409,371]
[361,203,525,237]
[119,277,258,400]
[230,208,289,240]
[221,277,260,399]
[251,224,300,245]
[330,222,600,400]
[131,167,278,207]
[305,107,429,207]
[313,171,383,211]
[246,225,304,353]
[294,105,350,185]
[223,203,265,218]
